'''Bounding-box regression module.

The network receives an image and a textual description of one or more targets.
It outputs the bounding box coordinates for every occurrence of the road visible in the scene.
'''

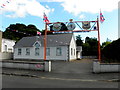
[2,59,120,88]
[2,75,118,88]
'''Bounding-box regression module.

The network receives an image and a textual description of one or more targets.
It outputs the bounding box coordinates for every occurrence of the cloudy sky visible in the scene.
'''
[0,0,119,43]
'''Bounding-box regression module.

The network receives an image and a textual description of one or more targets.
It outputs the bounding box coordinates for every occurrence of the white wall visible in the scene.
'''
[2,38,16,52]
[77,52,81,59]
[14,46,68,61]
[69,35,77,61]
[0,52,13,60]
[93,60,120,73]
[46,46,68,60]
[1,61,51,72]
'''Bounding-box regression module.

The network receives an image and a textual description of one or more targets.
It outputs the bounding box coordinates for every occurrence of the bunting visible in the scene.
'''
[0,0,12,9]
[37,31,41,35]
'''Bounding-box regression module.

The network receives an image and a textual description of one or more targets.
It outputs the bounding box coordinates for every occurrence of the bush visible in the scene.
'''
[102,38,120,63]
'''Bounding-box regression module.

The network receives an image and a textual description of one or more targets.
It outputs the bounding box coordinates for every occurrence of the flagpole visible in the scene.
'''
[43,12,49,61]
[44,23,47,60]
[97,17,101,61]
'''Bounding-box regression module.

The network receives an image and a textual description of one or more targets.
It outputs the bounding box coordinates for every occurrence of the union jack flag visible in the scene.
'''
[43,13,50,23]
[100,11,105,23]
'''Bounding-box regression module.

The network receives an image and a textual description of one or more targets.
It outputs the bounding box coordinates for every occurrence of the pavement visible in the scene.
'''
[1,59,120,82]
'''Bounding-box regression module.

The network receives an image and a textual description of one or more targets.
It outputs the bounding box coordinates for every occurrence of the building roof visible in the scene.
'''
[14,33,73,47]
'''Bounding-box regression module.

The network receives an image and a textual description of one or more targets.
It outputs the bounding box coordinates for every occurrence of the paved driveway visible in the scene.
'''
[44,59,119,81]
[52,59,93,74]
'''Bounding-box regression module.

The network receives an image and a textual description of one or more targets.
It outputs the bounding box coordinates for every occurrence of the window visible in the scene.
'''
[56,47,62,56]
[35,48,39,56]
[18,48,21,55]
[74,49,75,56]
[8,48,12,52]
[35,42,40,48]
[26,48,30,55]
[47,48,50,56]
[71,48,73,56]
[5,45,7,52]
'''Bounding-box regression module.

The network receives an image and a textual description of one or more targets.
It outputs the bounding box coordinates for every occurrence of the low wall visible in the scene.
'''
[93,60,120,73]
[82,56,97,59]
[0,60,51,72]
[0,52,13,60]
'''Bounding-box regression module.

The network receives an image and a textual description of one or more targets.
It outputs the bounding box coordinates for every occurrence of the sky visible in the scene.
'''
[0,0,119,43]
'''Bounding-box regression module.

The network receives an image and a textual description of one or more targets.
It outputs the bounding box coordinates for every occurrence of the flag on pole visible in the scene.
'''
[37,31,41,35]
[43,13,50,23]
[100,11,105,23]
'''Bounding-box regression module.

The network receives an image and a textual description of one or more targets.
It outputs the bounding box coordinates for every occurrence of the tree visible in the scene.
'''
[101,41,111,49]
[82,37,98,56]
[85,37,98,46]
[76,35,83,46]
[3,23,41,42]
[102,38,120,62]
[82,43,91,56]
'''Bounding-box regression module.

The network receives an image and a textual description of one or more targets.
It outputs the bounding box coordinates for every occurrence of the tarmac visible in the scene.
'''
[1,59,120,82]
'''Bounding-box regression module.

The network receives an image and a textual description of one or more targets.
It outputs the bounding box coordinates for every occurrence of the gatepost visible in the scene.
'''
[45,60,51,72]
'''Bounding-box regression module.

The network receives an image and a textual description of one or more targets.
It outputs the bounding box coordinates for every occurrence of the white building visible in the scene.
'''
[14,34,82,61]
[0,31,16,53]
[2,38,16,52]
[0,31,16,60]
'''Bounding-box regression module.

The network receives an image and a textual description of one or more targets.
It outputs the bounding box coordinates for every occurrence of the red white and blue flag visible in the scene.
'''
[100,11,105,23]
[43,13,50,23]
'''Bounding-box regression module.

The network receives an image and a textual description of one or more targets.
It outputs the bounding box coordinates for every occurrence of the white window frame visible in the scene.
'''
[34,42,40,48]
[74,49,75,56]
[26,48,30,55]
[18,48,21,55]
[8,48,12,52]
[56,47,62,56]
[35,48,39,56]
[5,45,7,52]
